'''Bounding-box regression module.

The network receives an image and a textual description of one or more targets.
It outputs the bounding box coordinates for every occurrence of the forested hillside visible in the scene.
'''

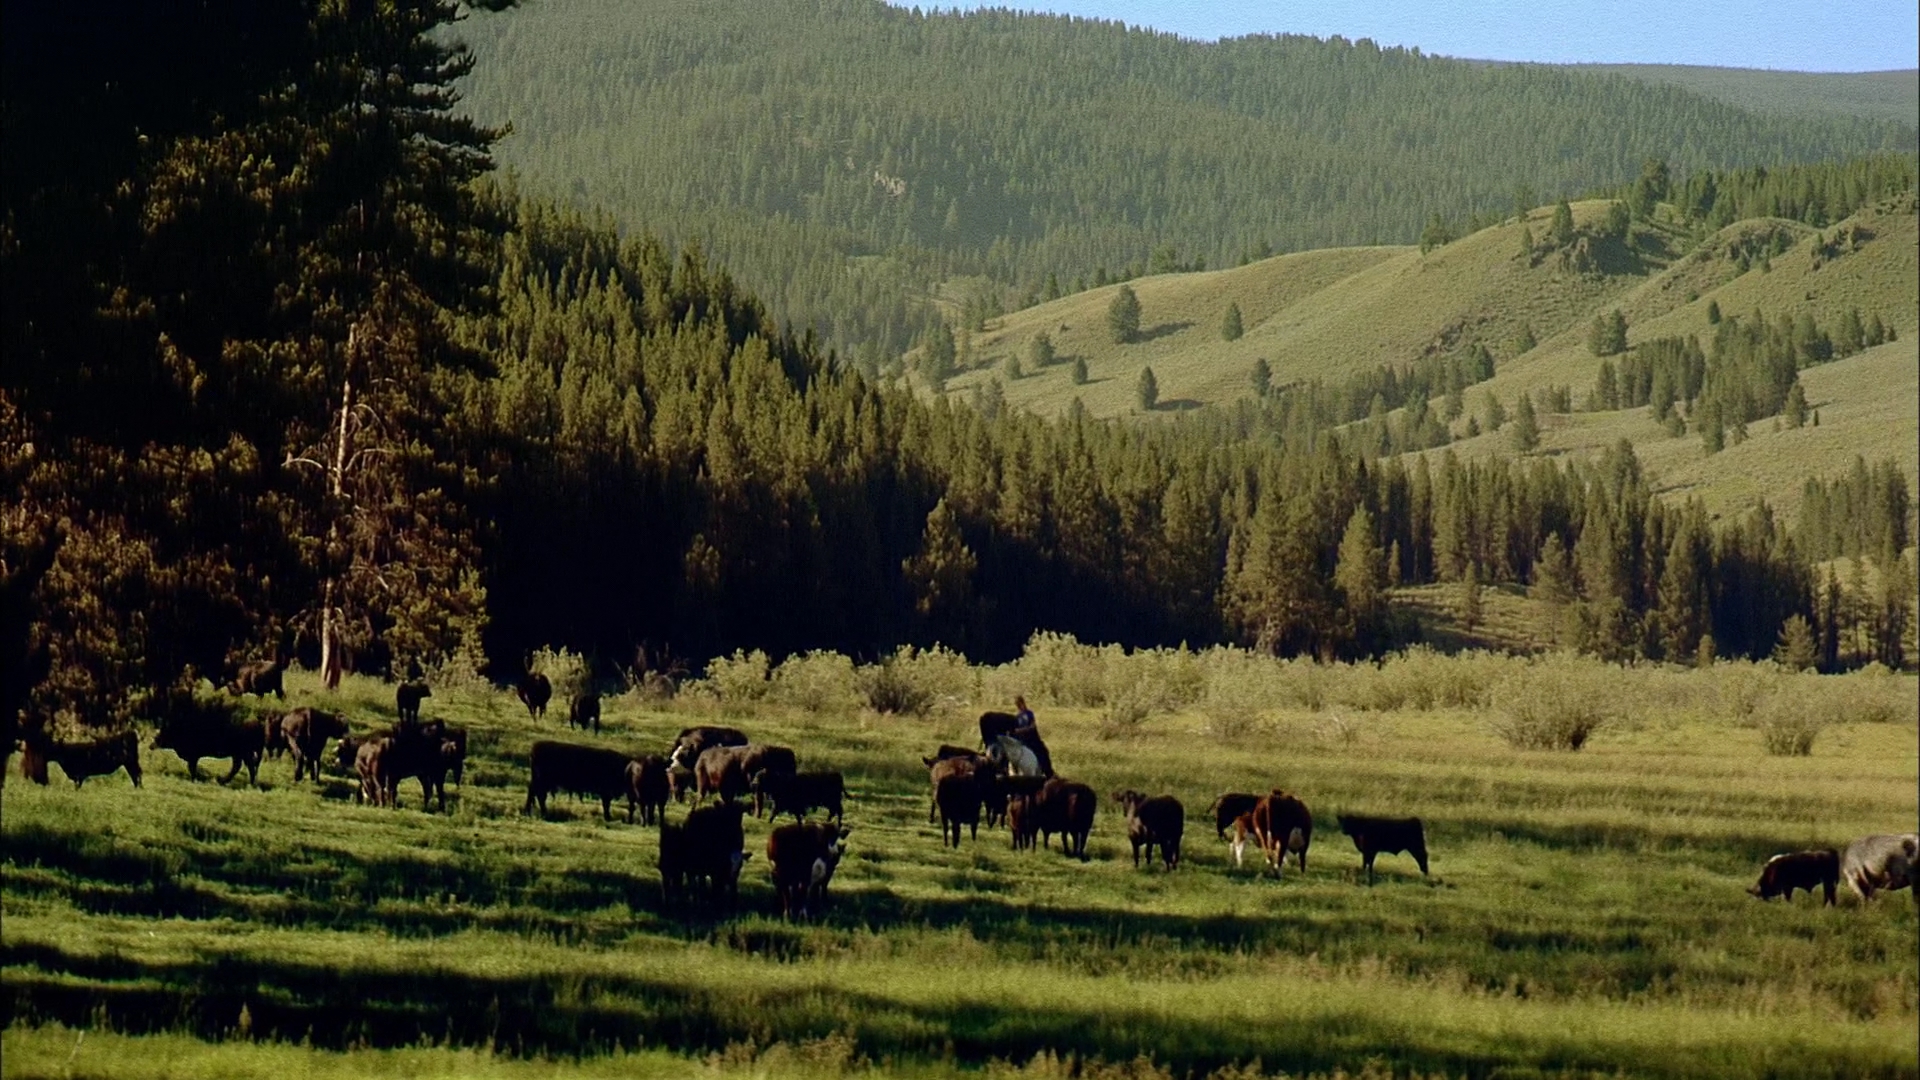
[1583,64,1919,126]
[449,0,1917,358]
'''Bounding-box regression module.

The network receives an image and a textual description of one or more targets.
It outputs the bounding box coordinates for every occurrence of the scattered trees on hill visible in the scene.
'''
[1511,395,1542,452]
[1108,286,1141,344]
[1587,309,1628,357]
[1221,302,1244,341]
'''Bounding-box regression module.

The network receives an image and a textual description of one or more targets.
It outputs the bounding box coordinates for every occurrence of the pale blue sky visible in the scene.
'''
[894,2,1918,72]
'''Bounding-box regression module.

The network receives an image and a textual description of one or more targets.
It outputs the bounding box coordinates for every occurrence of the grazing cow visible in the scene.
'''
[1337,814,1429,883]
[421,720,468,788]
[1247,791,1312,878]
[281,707,349,784]
[20,728,141,788]
[988,734,1044,778]
[361,723,460,810]
[768,821,853,919]
[669,725,750,769]
[979,711,1021,748]
[1114,790,1184,870]
[151,715,265,786]
[925,744,985,765]
[524,740,632,820]
[226,653,287,700]
[349,736,389,805]
[395,681,432,724]
[1749,849,1840,907]
[1209,792,1263,841]
[625,754,671,825]
[516,663,552,720]
[1840,834,1919,903]
[754,770,846,823]
[568,691,601,734]
[660,801,751,908]
[1030,777,1096,860]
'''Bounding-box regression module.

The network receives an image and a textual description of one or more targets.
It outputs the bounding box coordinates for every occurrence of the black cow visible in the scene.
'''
[568,691,601,734]
[524,739,631,820]
[1114,790,1184,870]
[516,664,552,719]
[1749,849,1839,906]
[395,681,432,724]
[661,801,751,908]
[979,711,1021,748]
[1338,814,1429,883]
[21,728,141,788]
[625,754,671,825]
[754,770,846,823]
[151,714,264,785]
[1030,777,1095,860]
[361,723,461,811]
[931,757,985,847]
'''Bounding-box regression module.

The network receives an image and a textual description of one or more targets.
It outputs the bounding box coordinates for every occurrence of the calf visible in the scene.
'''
[281,707,349,784]
[1749,850,1839,906]
[1841,833,1919,903]
[524,739,632,820]
[695,743,796,808]
[226,654,287,700]
[1030,777,1096,860]
[754,770,846,823]
[669,725,749,769]
[262,710,290,760]
[568,691,601,734]
[768,821,853,919]
[1114,790,1184,870]
[667,763,697,803]
[22,729,141,788]
[932,757,985,847]
[395,681,431,724]
[660,801,751,908]
[625,754,671,825]
[1007,792,1037,850]
[1209,792,1262,841]
[362,723,460,811]
[1337,813,1429,884]
[985,773,1046,830]
[1249,791,1312,879]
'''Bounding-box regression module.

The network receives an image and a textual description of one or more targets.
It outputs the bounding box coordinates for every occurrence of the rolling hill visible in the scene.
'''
[1579,64,1920,127]
[449,0,1916,357]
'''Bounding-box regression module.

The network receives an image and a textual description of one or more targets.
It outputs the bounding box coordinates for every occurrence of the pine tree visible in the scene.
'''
[1071,356,1089,385]
[1783,380,1808,428]
[1533,532,1575,647]
[1707,300,1722,324]
[1517,225,1535,261]
[1511,394,1541,452]
[1773,614,1817,671]
[1003,354,1024,381]
[1027,332,1055,369]
[1334,506,1385,652]
[901,498,978,637]
[1136,366,1159,411]
[1485,393,1508,431]
[1107,285,1141,344]
[1221,302,1244,341]
[1250,357,1272,398]
[1550,200,1576,247]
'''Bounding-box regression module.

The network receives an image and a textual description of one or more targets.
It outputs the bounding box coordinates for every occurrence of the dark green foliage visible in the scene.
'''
[1108,286,1141,344]
[1605,201,1632,238]
[1795,457,1913,564]
[1706,299,1722,324]
[1419,213,1455,254]
[1136,367,1159,412]
[1588,309,1628,356]
[1250,358,1272,398]
[1221,302,1244,342]
[1511,395,1541,452]
[449,1,1915,357]
[1070,356,1089,385]
[1631,157,1670,218]
[1026,332,1055,370]
[1675,154,1916,230]
[1551,200,1577,247]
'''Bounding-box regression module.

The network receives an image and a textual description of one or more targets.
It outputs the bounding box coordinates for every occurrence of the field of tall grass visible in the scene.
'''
[4,641,1916,1078]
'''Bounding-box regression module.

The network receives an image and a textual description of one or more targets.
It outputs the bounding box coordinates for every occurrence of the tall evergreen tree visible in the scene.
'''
[1107,285,1141,344]
[1221,302,1244,341]
[1136,366,1160,412]
[1511,394,1541,452]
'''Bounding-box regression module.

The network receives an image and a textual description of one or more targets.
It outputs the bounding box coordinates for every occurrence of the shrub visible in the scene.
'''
[699,648,772,714]
[854,646,973,716]
[529,646,590,704]
[771,650,859,714]
[855,656,933,716]
[1095,688,1155,739]
[1015,631,1110,707]
[1754,691,1825,756]
[1490,659,1611,750]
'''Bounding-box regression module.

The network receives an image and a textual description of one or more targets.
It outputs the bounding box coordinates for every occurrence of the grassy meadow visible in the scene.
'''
[4,647,1917,1079]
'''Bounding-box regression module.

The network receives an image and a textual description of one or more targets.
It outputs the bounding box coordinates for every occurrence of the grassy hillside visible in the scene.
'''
[1580,64,1920,127]
[449,0,1915,357]
[4,660,1918,1078]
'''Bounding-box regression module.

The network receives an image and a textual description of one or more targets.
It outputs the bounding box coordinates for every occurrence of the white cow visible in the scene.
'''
[1840,833,1918,903]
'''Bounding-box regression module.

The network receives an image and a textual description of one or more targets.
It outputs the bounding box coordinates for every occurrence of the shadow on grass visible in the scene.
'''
[0,937,1824,1079]
[1445,815,1822,869]
[1135,320,1193,343]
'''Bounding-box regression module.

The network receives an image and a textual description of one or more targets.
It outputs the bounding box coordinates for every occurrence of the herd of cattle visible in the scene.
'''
[12,668,1919,920]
